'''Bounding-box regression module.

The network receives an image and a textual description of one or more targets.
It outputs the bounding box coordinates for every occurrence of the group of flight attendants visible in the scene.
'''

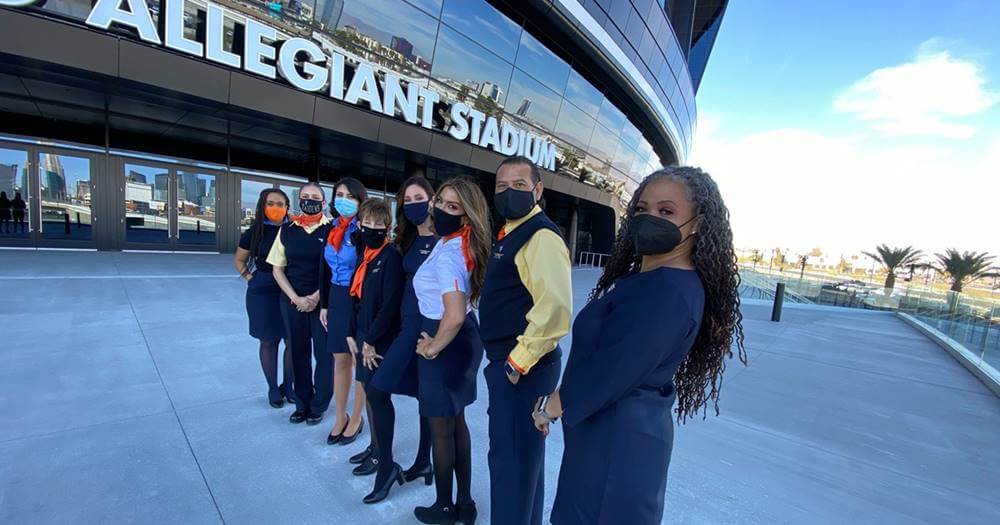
[234,157,745,525]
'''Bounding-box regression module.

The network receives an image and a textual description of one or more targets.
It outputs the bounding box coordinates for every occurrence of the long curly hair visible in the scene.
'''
[435,176,492,306]
[591,166,746,423]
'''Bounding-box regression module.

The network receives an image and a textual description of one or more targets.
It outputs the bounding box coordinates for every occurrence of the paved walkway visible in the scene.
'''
[0,251,997,524]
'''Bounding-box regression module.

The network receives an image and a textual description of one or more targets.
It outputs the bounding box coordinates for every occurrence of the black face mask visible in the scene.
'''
[403,202,430,225]
[360,226,388,249]
[494,186,537,221]
[299,198,324,216]
[433,207,464,237]
[630,214,697,256]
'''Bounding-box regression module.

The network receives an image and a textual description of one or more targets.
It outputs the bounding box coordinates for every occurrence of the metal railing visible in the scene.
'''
[576,251,610,268]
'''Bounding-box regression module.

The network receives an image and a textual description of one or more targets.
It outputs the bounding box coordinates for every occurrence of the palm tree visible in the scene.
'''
[862,245,923,290]
[930,250,998,293]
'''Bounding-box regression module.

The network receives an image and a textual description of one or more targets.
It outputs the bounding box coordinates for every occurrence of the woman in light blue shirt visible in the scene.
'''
[320,177,368,449]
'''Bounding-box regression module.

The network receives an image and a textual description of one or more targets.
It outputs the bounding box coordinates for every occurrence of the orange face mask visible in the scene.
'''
[264,205,287,223]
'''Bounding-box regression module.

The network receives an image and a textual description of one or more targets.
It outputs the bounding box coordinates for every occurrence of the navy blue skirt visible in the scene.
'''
[245,271,285,342]
[417,314,484,417]
[369,314,422,397]
[325,284,354,355]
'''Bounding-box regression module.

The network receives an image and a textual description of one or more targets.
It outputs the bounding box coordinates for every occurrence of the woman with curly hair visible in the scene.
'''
[535,166,746,524]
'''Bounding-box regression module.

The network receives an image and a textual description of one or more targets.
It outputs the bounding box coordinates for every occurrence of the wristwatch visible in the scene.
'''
[504,361,519,381]
[537,395,559,423]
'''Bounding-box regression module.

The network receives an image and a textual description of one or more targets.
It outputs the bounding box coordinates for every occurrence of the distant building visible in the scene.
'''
[391,36,415,62]
[515,98,532,117]
[478,82,504,103]
[0,162,16,196]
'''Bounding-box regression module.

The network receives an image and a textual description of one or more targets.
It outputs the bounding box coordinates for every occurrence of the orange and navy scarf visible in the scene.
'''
[349,241,388,299]
[327,216,352,251]
[444,225,475,272]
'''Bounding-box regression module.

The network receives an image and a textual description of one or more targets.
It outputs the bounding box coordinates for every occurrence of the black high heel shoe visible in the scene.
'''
[403,463,433,485]
[363,463,404,504]
[353,455,378,476]
[456,501,477,524]
[350,445,373,465]
[267,387,284,409]
[327,416,350,446]
[339,418,364,446]
[414,502,457,524]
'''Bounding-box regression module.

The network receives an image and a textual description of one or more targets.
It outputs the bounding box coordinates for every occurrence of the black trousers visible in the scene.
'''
[280,299,332,414]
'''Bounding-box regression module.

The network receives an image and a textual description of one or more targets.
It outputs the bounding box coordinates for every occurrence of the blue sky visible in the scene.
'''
[689,0,1000,259]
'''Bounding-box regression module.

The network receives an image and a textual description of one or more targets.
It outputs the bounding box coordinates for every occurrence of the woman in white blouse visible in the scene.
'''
[411,177,490,524]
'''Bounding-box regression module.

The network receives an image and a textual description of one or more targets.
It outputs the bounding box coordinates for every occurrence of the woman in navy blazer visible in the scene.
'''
[535,167,747,524]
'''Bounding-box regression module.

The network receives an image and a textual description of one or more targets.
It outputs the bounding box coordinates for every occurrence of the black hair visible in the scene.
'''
[497,155,541,184]
[334,176,369,202]
[592,166,747,423]
[394,175,436,253]
[247,187,290,273]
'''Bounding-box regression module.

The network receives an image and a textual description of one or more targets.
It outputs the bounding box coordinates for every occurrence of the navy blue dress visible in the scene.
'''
[349,247,404,385]
[320,220,359,355]
[370,235,436,397]
[239,223,284,342]
[551,267,704,525]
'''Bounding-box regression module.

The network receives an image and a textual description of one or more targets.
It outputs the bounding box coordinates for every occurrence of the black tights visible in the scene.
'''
[259,339,293,390]
[367,385,433,486]
[428,411,473,507]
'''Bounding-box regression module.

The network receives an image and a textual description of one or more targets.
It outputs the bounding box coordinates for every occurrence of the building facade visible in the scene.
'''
[0,0,725,257]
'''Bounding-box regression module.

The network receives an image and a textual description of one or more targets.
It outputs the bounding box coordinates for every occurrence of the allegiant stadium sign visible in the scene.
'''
[2,0,558,170]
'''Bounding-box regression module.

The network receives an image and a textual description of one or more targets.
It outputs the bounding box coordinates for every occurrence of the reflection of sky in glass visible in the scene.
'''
[514,30,570,93]
[505,69,561,130]
[339,0,438,63]
[431,26,513,104]
[241,180,273,213]
[564,70,603,116]
[404,0,442,17]
[554,102,596,150]
[597,98,627,135]
[588,123,618,164]
[0,148,28,197]
[441,0,521,62]
[40,154,90,203]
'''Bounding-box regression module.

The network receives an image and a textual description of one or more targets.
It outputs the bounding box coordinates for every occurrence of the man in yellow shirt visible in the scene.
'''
[479,156,572,525]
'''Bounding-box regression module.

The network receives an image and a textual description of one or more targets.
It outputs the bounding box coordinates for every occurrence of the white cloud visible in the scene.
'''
[833,41,998,139]
[688,117,1000,258]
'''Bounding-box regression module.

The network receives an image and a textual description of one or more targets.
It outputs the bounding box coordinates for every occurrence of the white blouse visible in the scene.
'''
[413,236,472,320]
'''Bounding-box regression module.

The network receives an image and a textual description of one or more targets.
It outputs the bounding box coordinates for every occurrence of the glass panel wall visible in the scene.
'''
[0,147,30,239]
[240,179,275,232]
[176,171,217,245]
[125,163,170,244]
[39,153,92,241]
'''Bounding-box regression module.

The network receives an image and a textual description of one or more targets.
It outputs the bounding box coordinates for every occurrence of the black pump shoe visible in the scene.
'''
[353,455,378,476]
[349,445,373,465]
[456,501,477,524]
[289,410,307,424]
[414,502,457,524]
[339,418,364,446]
[403,463,433,485]
[268,387,284,409]
[326,432,342,446]
[363,463,404,504]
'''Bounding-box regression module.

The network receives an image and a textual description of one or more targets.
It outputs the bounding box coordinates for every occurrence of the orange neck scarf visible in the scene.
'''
[444,225,475,272]
[327,216,352,251]
[350,241,388,299]
[292,213,323,228]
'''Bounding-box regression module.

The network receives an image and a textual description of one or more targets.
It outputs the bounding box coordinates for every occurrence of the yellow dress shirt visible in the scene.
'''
[505,206,573,375]
[265,215,331,268]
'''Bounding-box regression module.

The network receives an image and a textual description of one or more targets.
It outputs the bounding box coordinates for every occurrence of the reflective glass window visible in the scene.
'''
[612,142,636,174]
[620,122,642,151]
[505,69,562,131]
[0,148,30,240]
[564,70,603,116]
[176,171,217,245]
[314,0,345,30]
[405,0,443,17]
[337,0,438,75]
[587,123,618,166]
[40,0,96,22]
[125,163,170,244]
[430,26,513,121]
[514,31,571,93]
[441,0,522,62]
[554,102,597,151]
[39,153,92,241]
[239,179,275,232]
[596,98,626,135]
